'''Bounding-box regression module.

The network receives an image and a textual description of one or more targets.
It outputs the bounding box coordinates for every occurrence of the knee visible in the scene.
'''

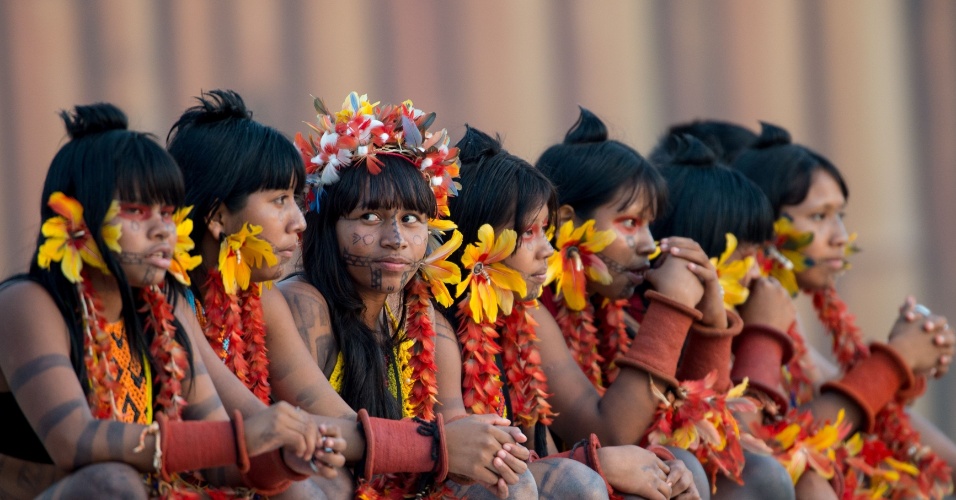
[530,458,609,500]
[739,452,795,500]
[667,447,710,500]
[57,462,146,500]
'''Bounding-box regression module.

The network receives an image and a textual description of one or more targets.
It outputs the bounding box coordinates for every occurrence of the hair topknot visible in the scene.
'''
[564,107,609,145]
[60,103,128,140]
[457,125,502,165]
[651,134,717,167]
[753,121,792,149]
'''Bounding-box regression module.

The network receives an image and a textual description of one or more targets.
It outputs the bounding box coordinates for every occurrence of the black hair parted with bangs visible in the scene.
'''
[166,89,305,251]
[536,107,666,221]
[299,155,435,419]
[18,102,192,399]
[649,134,774,258]
[732,122,848,217]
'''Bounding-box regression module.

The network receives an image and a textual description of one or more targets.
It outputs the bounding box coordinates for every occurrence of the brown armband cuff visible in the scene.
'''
[730,324,795,413]
[676,310,744,392]
[546,434,614,497]
[646,444,676,461]
[156,411,245,481]
[897,375,927,404]
[241,448,308,496]
[820,342,916,432]
[614,290,703,390]
[357,409,448,482]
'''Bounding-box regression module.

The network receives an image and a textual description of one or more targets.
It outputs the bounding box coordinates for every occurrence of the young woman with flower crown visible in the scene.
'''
[168,90,529,500]
[441,125,703,500]
[277,92,541,499]
[733,122,956,499]
[0,103,330,499]
[531,109,799,500]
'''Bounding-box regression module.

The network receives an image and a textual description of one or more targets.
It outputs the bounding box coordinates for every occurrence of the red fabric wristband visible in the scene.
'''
[820,342,916,432]
[241,448,307,495]
[730,323,795,413]
[156,413,242,481]
[614,290,702,390]
[646,444,676,461]
[676,310,744,392]
[546,434,615,497]
[357,409,447,481]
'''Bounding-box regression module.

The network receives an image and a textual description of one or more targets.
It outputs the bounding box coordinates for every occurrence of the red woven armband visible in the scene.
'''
[614,291,702,390]
[730,324,795,413]
[357,409,448,482]
[676,310,744,392]
[820,342,915,432]
[156,410,246,481]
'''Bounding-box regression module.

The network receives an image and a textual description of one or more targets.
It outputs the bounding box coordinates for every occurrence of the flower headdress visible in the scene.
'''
[294,92,460,239]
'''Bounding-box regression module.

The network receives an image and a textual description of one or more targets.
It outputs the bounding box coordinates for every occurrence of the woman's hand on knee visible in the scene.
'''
[598,445,671,500]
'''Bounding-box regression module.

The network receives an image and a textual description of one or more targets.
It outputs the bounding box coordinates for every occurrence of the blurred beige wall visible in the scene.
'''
[2,0,955,435]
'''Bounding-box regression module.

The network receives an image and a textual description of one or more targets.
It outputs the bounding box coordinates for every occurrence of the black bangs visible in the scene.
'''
[327,155,436,217]
[513,165,558,232]
[115,134,185,206]
[240,127,306,195]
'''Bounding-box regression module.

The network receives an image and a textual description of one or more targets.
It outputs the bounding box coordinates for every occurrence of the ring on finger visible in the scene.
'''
[914,304,932,317]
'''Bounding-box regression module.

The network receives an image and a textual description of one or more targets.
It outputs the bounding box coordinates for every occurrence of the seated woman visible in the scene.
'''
[0,103,327,499]
[168,90,529,499]
[278,93,543,499]
[647,132,849,498]
[442,125,702,500]
[534,109,795,499]
[733,122,955,499]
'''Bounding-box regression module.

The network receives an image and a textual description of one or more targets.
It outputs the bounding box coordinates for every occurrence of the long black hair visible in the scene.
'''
[732,122,848,216]
[13,103,192,391]
[536,107,666,220]
[650,134,774,257]
[166,89,305,289]
[299,155,436,419]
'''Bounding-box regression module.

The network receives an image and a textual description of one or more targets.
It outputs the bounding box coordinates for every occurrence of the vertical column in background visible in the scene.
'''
[0,1,86,276]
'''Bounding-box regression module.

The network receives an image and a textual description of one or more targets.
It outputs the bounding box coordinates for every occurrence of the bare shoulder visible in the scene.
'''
[278,277,329,312]
[0,280,71,388]
[0,280,69,344]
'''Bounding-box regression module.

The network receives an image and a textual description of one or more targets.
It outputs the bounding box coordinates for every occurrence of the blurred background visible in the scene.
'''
[2,0,955,438]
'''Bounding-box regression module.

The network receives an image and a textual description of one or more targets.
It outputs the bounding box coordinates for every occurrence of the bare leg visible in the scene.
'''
[446,467,538,500]
[529,457,609,500]
[0,453,63,500]
[712,451,794,500]
[36,462,146,500]
[667,447,710,500]
[794,470,837,500]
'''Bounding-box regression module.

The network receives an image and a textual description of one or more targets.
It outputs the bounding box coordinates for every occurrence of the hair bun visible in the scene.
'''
[194,89,252,123]
[753,121,792,149]
[456,125,502,164]
[60,103,128,140]
[652,134,717,167]
[564,106,609,145]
